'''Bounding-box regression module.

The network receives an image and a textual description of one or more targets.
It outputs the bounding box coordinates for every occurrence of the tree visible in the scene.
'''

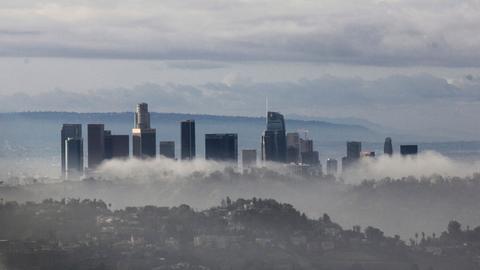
[365,226,384,243]
[323,213,331,224]
[447,220,462,238]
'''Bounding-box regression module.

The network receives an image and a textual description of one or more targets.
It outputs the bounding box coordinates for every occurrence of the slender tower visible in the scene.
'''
[261,111,287,163]
[181,120,196,160]
[384,137,393,156]
[132,103,156,159]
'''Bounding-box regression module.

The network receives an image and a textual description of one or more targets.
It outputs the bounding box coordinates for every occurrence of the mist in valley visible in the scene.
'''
[1,151,480,240]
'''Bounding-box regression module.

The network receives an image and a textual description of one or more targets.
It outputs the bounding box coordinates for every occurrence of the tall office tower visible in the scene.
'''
[326,158,338,176]
[181,120,196,160]
[262,111,287,163]
[242,149,257,168]
[135,103,150,129]
[205,133,238,162]
[61,124,82,176]
[286,132,300,163]
[132,103,156,159]
[300,139,314,154]
[384,137,393,156]
[347,141,362,159]
[400,145,418,156]
[105,132,129,160]
[160,141,175,159]
[342,141,362,171]
[88,124,105,169]
[65,137,84,179]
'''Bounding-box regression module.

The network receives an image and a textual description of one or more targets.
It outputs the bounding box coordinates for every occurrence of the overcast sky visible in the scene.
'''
[1,0,480,139]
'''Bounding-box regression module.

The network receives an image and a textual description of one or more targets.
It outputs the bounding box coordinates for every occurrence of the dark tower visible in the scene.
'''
[105,131,129,160]
[181,120,196,160]
[61,124,82,177]
[205,133,238,162]
[384,137,393,156]
[88,124,105,169]
[262,111,287,163]
[160,141,175,159]
[65,137,84,179]
[400,145,418,156]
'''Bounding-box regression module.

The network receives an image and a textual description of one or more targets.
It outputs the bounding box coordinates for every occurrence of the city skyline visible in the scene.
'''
[60,102,419,179]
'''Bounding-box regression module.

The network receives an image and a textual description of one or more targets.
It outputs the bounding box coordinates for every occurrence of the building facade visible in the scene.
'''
[384,137,393,156]
[286,132,300,163]
[65,137,84,178]
[160,141,175,159]
[61,124,82,177]
[205,133,238,162]
[181,120,196,160]
[400,145,418,156]
[326,158,338,176]
[105,133,129,159]
[132,103,156,159]
[87,124,105,169]
[262,111,287,163]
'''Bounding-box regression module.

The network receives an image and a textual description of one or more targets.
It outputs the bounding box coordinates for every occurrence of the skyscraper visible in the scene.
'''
[242,149,257,168]
[262,111,287,163]
[65,137,83,179]
[181,120,196,160]
[88,124,105,169]
[205,133,238,162]
[326,158,338,176]
[384,137,393,156]
[347,141,362,159]
[300,138,314,154]
[61,124,82,176]
[104,132,129,160]
[132,103,156,159]
[342,141,362,171]
[286,132,300,163]
[400,145,418,156]
[160,141,175,159]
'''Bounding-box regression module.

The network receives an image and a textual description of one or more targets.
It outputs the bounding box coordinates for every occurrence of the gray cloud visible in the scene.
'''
[1,73,480,139]
[0,0,480,66]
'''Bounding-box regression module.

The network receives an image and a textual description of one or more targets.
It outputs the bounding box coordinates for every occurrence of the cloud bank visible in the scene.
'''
[1,0,480,66]
[2,73,480,138]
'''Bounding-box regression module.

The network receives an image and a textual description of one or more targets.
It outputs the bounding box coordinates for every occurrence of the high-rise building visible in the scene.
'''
[326,158,338,176]
[301,151,320,166]
[286,132,300,163]
[181,120,196,160]
[105,132,129,160]
[160,141,175,159]
[65,137,83,179]
[132,103,156,159]
[88,124,105,169]
[205,133,238,162]
[262,111,287,163]
[384,137,393,156]
[135,103,150,129]
[342,141,362,171]
[400,145,418,156]
[61,124,82,176]
[300,138,314,154]
[242,149,257,168]
[347,141,361,159]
